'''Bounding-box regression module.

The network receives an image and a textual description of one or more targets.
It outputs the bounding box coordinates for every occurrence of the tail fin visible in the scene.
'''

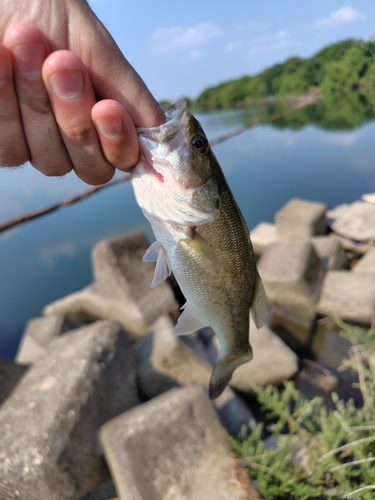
[208,348,253,400]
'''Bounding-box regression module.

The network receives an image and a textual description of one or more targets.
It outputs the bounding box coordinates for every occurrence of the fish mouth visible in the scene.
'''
[136,99,188,144]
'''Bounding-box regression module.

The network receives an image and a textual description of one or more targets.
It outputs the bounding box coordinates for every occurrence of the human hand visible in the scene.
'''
[0,0,164,185]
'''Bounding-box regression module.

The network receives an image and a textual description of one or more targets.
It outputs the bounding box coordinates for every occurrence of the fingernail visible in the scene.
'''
[95,115,123,138]
[12,44,45,77]
[49,70,84,99]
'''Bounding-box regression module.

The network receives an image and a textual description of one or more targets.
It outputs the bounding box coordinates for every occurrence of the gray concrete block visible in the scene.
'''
[269,305,316,349]
[257,240,325,307]
[327,200,375,241]
[317,270,375,323]
[353,246,375,273]
[275,198,327,239]
[0,321,138,500]
[134,315,254,435]
[250,222,277,254]
[311,236,348,270]
[0,357,28,406]
[15,315,83,365]
[100,386,260,500]
[43,232,179,340]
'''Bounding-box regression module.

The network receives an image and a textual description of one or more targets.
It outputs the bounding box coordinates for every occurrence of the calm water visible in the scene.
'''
[1,104,374,358]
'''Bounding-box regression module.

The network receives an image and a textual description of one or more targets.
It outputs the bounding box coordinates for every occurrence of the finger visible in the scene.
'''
[0,44,29,166]
[92,100,139,172]
[3,23,72,176]
[43,50,115,185]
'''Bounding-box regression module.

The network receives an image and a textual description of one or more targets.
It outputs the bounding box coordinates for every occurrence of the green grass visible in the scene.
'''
[230,320,375,500]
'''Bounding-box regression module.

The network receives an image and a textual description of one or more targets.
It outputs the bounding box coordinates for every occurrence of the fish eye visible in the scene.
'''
[191,134,209,154]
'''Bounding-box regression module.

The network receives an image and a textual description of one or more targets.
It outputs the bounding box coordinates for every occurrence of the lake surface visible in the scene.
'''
[1,103,374,358]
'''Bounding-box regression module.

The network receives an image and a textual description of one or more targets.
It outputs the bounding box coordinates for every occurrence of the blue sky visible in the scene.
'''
[89,1,375,101]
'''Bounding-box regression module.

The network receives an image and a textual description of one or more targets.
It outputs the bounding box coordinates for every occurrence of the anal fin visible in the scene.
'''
[172,302,208,336]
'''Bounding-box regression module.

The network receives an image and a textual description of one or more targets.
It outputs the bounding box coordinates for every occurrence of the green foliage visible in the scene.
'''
[193,38,375,112]
[231,322,375,499]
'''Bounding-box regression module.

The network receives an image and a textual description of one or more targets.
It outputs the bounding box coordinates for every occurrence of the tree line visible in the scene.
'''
[160,38,375,112]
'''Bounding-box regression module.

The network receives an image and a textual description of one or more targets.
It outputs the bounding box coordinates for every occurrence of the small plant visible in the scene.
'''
[230,320,375,499]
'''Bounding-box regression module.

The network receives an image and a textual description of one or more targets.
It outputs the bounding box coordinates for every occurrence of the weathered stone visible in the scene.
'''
[353,246,375,273]
[134,315,254,435]
[327,200,375,241]
[331,233,370,254]
[311,236,348,270]
[268,305,316,349]
[15,315,83,365]
[0,321,138,500]
[43,231,179,340]
[317,270,375,323]
[257,240,325,307]
[0,357,28,406]
[275,198,327,239]
[100,386,260,500]
[204,317,300,393]
[250,222,277,254]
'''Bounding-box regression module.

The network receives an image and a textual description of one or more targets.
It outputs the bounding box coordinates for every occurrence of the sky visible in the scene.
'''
[88,0,375,101]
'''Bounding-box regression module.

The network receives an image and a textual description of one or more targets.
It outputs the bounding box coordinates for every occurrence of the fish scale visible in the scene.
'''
[130,99,268,399]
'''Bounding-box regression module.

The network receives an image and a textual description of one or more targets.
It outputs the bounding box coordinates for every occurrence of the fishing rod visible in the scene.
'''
[0,98,316,235]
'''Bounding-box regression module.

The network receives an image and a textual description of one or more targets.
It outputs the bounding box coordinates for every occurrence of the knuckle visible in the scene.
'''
[0,142,29,167]
[64,121,95,146]
[22,93,52,116]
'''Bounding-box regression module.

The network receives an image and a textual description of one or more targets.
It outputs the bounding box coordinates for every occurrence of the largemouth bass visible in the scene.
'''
[131,99,268,399]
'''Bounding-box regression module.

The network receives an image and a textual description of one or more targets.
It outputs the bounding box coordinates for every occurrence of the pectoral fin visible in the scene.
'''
[143,241,171,288]
[250,271,269,329]
[185,231,222,269]
[172,302,208,336]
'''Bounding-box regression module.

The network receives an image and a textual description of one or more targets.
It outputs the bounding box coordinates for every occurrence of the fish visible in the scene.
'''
[130,99,268,399]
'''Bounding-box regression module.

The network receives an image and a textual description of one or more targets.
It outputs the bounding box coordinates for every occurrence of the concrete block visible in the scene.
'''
[0,321,138,500]
[250,222,277,254]
[327,200,375,242]
[134,315,254,435]
[100,386,260,500]
[317,271,375,323]
[268,305,316,349]
[43,231,179,340]
[353,246,375,273]
[257,240,325,307]
[0,357,28,406]
[15,315,83,365]
[275,198,327,239]
[311,236,348,270]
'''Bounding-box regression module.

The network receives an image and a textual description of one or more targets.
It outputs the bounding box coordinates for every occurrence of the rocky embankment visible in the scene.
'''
[0,197,374,500]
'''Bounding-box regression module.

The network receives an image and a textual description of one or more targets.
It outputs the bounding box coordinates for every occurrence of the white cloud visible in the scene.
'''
[248,31,299,57]
[180,49,204,64]
[315,6,365,29]
[225,40,244,54]
[149,23,222,54]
